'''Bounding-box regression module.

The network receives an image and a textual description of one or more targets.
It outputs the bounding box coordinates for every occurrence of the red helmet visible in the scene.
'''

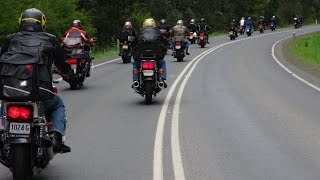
[72,20,82,29]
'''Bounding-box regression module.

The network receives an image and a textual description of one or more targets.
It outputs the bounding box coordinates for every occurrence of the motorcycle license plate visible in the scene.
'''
[71,64,77,69]
[9,123,31,134]
[143,70,154,76]
[175,45,181,49]
[122,45,128,50]
[200,37,204,40]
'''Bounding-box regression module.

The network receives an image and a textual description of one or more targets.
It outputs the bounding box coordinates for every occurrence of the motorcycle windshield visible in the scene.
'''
[63,37,82,47]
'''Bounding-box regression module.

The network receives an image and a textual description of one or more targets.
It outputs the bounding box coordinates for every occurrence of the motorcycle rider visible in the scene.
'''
[239,17,246,33]
[131,18,168,87]
[64,20,93,77]
[197,18,211,43]
[245,17,254,32]
[229,19,238,37]
[157,19,171,37]
[0,8,71,153]
[187,19,198,32]
[171,20,190,55]
[118,21,136,55]
[258,16,266,30]
[270,15,278,29]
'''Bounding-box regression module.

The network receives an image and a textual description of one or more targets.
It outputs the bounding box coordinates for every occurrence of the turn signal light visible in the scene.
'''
[133,69,139,75]
[8,106,32,120]
[158,69,164,74]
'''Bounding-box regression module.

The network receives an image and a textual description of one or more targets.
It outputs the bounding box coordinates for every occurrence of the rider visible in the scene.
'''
[270,15,278,29]
[197,18,211,43]
[118,21,136,56]
[230,19,238,37]
[258,16,266,30]
[157,19,171,37]
[0,8,71,153]
[239,17,246,32]
[187,19,198,32]
[171,20,190,55]
[245,17,254,32]
[64,20,93,77]
[131,18,168,87]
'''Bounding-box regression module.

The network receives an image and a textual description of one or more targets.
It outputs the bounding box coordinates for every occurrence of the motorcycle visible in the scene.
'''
[294,18,301,29]
[259,24,264,33]
[239,25,245,35]
[229,30,236,40]
[172,40,185,62]
[188,32,197,44]
[0,85,66,180]
[63,37,92,89]
[160,29,171,50]
[246,26,253,36]
[270,22,275,31]
[121,36,134,63]
[198,32,207,48]
[132,58,165,104]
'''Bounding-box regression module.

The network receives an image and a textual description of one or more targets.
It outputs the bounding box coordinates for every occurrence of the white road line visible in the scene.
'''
[272,37,320,92]
[154,26,320,180]
[54,58,121,81]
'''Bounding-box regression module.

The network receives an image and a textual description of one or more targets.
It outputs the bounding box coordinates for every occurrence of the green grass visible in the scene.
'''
[289,32,320,68]
[92,46,118,60]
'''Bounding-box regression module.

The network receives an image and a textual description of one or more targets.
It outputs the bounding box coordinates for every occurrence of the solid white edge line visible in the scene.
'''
[53,58,122,81]
[271,35,320,92]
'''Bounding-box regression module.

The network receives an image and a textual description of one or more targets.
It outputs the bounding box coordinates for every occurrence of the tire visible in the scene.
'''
[70,82,78,90]
[200,42,205,48]
[11,144,32,180]
[177,57,183,62]
[144,81,153,105]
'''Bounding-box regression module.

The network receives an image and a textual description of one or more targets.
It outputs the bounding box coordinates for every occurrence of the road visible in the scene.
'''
[1,26,320,180]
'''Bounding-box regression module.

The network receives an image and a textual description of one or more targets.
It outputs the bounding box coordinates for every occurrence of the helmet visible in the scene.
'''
[201,18,205,22]
[177,20,183,25]
[248,17,251,20]
[143,18,156,28]
[19,8,46,31]
[124,21,132,28]
[241,17,245,20]
[72,20,82,29]
[160,19,166,24]
[190,19,195,23]
[260,16,263,19]
[273,16,275,18]
[232,19,236,22]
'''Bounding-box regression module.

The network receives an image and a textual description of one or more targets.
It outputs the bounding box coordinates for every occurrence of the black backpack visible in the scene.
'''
[0,33,54,102]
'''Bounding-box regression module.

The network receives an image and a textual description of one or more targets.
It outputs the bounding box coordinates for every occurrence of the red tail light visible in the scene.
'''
[200,33,205,37]
[189,32,193,36]
[68,58,77,64]
[142,61,155,70]
[175,41,181,46]
[8,106,32,120]
[52,85,58,94]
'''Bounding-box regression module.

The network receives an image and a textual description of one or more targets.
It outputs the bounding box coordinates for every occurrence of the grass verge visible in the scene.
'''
[92,46,118,60]
[289,31,320,69]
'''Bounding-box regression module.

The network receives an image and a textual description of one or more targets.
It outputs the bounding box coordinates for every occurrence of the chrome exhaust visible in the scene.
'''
[133,81,140,88]
[158,82,164,88]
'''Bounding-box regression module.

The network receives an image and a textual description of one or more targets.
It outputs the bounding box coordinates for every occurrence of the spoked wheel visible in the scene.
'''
[144,81,153,105]
[11,144,32,180]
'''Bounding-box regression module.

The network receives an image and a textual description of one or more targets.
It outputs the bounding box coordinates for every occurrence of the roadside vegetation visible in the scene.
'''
[289,32,320,68]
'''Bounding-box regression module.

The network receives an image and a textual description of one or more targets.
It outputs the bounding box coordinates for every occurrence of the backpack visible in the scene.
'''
[0,33,54,102]
[135,28,164,59]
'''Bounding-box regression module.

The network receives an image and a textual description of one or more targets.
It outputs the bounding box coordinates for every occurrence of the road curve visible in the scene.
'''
[0,26,319,180]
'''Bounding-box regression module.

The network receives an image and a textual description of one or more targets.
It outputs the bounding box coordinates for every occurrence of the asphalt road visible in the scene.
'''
[1,25,320,180]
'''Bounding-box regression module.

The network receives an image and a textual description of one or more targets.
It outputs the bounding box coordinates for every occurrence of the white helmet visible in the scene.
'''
[190,19,195,23]
[177,20,183,25]
[241,17,245,20]
[273,16,275,18]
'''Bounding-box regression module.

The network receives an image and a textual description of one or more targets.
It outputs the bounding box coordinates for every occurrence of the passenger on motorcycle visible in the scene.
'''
[270,15,278,29]
[0,8,71,153]
[131,18,168,87]
[171,20,190,55]
[258,16,266,30]
[64,20,94,77]
[197,18,211,43]
[230,19,238,37]
[118,21,136,55]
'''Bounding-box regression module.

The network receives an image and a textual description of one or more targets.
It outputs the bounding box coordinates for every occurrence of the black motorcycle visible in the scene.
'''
[132,58,165,104]
[0,86,66,180]
[121,36,134,63]
[172,40,185,62]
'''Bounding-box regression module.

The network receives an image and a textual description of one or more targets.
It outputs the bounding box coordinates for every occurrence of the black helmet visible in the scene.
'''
[201,18,205,22]
[19,8,46,32]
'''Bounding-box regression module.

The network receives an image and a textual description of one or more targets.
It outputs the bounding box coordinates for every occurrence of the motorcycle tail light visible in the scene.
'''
[189,32,193,36]
[68,58,77,64]
[142,61,155,70]
[52,85,58,94]
[133,69,139,75]
[158,69,164,75]
[8,106,32,120]
[175,42,181,46]
[200,33,205,37]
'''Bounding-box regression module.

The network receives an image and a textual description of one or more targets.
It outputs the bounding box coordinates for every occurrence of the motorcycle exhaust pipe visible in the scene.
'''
[158,82,164,88]
[133,81,140,88]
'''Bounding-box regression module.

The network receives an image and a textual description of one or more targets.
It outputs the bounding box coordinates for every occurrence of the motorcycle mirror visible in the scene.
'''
[92,37,98,41]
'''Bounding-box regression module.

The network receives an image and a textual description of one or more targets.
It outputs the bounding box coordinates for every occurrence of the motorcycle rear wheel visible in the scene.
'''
[144,81,153,105]
[70,82,78,90]
[11,144,32,180]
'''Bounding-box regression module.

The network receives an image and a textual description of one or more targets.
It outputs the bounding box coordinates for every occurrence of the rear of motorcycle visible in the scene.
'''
[188,32,195,44]
[67,48,87,89]
[0,102,53,180]
[132,59,164,104]
[229,31,235,40]
[246,26,252,36]
[121,36,134,63]
[259,24,264,33]
[173,41,185,62]
[270,23,275,31]
[240,26,245,35]
[198,32,207,48]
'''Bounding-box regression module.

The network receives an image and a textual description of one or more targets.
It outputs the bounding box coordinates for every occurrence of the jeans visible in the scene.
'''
[132,59,167,81]
[84,51,91,64]
[44,95,66,135]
